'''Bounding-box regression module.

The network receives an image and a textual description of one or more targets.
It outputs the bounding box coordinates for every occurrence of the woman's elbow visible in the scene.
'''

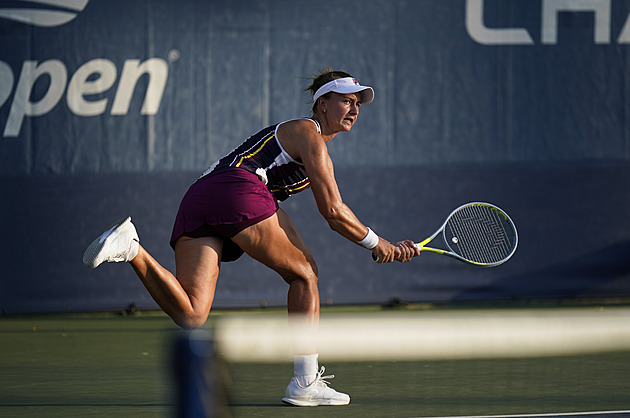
[319,205,344,229]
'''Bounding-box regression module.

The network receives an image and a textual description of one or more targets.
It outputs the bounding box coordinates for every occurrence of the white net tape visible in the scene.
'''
[215,308,630,363]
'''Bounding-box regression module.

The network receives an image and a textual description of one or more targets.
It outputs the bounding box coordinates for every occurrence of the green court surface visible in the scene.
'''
[1,307,630,418]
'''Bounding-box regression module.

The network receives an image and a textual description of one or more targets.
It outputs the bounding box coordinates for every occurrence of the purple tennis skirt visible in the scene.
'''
[170,168,279,262]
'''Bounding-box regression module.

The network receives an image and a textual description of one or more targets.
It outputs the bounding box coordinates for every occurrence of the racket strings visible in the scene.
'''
[446,205,516,264]
[464,208,512,263]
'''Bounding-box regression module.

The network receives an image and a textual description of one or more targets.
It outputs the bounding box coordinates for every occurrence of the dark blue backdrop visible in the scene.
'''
[1,0,629,314]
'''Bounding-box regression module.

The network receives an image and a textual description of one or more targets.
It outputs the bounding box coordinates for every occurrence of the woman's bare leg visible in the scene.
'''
[231,208,320,355]
[129,236,222,329]
[231,208,319,321]
[232,208,349,405]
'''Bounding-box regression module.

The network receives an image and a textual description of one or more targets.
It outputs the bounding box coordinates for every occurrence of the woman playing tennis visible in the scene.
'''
[83,68,420,406]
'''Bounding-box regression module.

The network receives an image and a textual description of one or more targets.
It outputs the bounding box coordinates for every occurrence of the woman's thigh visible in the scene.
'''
[231,208,318,282]
[173,235,223,311]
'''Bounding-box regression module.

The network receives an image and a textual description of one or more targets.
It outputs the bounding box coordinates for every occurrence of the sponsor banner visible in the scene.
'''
[0,0,629,175]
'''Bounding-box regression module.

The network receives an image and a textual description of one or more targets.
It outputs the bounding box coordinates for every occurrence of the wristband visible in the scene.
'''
[358,227,379,249]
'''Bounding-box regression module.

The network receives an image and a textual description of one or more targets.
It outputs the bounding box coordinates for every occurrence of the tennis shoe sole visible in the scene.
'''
[83,217,139,269]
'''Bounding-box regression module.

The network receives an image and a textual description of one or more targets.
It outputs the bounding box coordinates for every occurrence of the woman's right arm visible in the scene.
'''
[278,120,416,262]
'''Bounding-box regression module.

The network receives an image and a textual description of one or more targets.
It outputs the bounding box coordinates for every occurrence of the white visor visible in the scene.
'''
[312,77,374,105]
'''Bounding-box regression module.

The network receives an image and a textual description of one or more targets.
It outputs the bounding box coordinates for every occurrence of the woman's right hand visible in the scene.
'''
[371,238,398,263]
[372,239,420,263]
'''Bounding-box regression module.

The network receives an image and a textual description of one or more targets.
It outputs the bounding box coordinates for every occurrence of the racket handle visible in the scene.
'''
[372,243,422,262]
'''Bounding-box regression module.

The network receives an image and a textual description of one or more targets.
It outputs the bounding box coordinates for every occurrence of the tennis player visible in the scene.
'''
[83,69,420,406]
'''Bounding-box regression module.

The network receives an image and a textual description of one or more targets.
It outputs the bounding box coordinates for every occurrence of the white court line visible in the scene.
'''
[417,410,630,418]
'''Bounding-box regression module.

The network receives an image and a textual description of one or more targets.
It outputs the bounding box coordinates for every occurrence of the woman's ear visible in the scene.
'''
[318,98,327,113]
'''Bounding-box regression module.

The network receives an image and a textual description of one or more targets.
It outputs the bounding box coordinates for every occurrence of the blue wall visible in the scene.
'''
[1,0,629,314]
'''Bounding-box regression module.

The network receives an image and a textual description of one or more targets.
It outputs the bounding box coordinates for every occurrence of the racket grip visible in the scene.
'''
[372,243,421,262]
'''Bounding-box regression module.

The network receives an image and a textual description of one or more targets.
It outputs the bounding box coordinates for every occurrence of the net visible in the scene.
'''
[215,308,630,362]
[175,307,630,417]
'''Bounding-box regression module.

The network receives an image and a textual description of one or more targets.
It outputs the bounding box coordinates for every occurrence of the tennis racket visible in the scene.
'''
[373,202,518,267]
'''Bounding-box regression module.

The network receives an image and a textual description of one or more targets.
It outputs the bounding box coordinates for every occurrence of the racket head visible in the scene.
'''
[440,202,518,267]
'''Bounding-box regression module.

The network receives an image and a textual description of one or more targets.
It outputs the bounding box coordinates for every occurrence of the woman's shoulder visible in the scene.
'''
[275,118,325,161]
[277,118,321,135]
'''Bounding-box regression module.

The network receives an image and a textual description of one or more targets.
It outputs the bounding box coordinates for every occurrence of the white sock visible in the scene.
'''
[293,353,318,386]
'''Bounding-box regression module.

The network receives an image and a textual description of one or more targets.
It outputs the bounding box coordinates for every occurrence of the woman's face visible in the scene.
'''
[322,92,362,132]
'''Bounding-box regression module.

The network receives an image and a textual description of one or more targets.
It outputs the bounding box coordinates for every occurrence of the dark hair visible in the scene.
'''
[306,68,354,112]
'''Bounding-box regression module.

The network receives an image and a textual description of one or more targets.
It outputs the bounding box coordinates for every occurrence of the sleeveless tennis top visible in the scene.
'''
[200,118,320,201]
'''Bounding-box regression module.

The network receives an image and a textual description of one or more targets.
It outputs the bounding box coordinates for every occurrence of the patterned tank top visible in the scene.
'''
[200,118,320,201]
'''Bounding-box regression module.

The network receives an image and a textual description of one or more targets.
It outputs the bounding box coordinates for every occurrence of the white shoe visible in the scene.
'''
[83,217,139,269]
[282,366,350,407]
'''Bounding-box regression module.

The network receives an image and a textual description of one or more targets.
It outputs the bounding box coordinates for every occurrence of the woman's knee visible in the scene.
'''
[173,308,210,330]
[284,260,319,287]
